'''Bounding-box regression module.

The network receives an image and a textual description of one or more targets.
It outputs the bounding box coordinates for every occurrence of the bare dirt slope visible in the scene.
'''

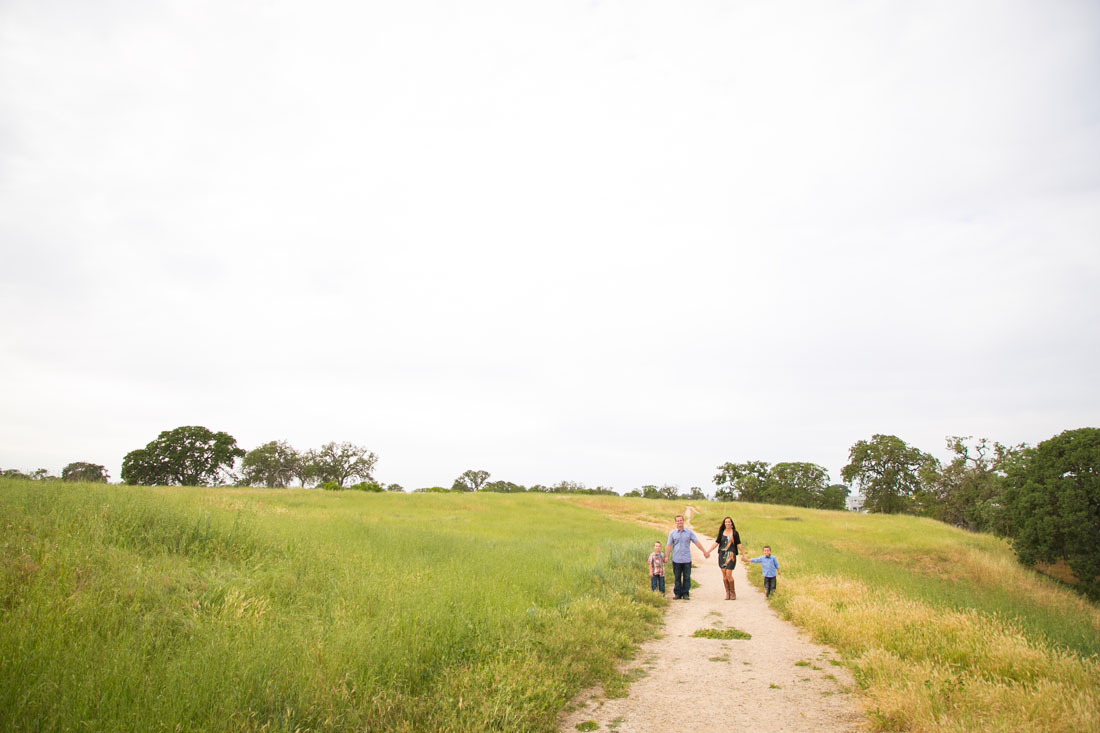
[559,536,865,732]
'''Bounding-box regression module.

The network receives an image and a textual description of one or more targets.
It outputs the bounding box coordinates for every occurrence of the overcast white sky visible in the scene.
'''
[2,0,1098,492]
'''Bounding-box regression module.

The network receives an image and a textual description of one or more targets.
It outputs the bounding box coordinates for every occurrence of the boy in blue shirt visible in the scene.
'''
[749,545,780,598]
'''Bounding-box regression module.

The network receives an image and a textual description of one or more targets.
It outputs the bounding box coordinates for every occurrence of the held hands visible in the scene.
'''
[703,551,710,559]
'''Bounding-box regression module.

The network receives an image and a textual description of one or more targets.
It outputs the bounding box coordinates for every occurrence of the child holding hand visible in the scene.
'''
[749,545,780,597]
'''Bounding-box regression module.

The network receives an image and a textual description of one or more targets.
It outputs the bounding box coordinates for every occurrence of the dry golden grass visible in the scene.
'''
[1036,559,1081,586]
[783,575,1100,731]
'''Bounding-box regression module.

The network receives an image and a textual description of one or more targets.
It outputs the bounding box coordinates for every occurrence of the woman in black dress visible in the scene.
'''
[706,516,745,600]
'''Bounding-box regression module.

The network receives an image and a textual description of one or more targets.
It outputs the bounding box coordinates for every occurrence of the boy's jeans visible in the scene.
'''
[650,574,665,593]
[764,576,777,597]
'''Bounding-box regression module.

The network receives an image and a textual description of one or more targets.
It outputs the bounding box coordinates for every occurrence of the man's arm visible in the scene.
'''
[690,530,708,559]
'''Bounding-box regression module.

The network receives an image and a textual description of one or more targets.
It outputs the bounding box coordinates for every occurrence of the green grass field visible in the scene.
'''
[4,481,1099,731]
[0,480,663,731]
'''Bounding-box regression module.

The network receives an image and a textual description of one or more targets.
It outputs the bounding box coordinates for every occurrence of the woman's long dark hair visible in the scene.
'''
[715,516,736,541]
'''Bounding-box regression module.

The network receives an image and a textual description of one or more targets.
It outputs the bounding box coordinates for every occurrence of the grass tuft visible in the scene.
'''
[692,628,752,640]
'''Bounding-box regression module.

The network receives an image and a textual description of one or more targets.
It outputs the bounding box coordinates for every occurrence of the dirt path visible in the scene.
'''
[559,536,865,732]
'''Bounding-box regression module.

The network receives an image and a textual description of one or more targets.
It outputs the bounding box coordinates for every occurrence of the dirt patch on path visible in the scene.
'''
[559,537,865,732]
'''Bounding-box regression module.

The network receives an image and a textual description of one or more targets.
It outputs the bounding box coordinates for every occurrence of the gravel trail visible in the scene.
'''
[558,535,865,732]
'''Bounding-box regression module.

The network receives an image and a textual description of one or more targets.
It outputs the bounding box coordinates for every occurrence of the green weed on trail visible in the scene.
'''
[0,481,664,732]
[692,627,751,640]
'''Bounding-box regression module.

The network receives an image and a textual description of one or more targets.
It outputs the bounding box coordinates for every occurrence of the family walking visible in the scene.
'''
[648,513,778,600]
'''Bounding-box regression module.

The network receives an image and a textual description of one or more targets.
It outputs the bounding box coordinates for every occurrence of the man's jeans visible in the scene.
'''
[672,561,691,598]
[650,574,665,593]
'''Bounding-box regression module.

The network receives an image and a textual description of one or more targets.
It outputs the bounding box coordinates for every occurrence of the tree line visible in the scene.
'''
[714,433,1026,530]
[442,471,714,498]
[715,428,1099,597]
[1,462,110,483]
[712,460,849,510]
[5,423,1095,596]
[116,426,395,491]
[421,472,620,495]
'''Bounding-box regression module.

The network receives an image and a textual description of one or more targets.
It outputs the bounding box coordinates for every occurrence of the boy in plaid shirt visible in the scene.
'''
[647,541,666,594]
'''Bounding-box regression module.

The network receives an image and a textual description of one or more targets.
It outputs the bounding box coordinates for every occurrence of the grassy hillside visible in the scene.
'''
[4,482,1098,731]
[0,480,663,731]
[571,496,1100,731]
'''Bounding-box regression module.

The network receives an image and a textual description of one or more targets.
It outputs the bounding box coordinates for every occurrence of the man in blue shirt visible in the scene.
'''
[665,514,709,600]
[749,545,780,597]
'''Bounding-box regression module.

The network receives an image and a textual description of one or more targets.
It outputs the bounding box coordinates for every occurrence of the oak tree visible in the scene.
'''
[452,469,490,492]
[240,440,300,488]
[121,426,244,486]
[1005,427,1100,596]
[311,442,377,488]
[61,462,109,483]
[924,436,1012,533]
[841,434,935,514]
[713,460,770,502]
